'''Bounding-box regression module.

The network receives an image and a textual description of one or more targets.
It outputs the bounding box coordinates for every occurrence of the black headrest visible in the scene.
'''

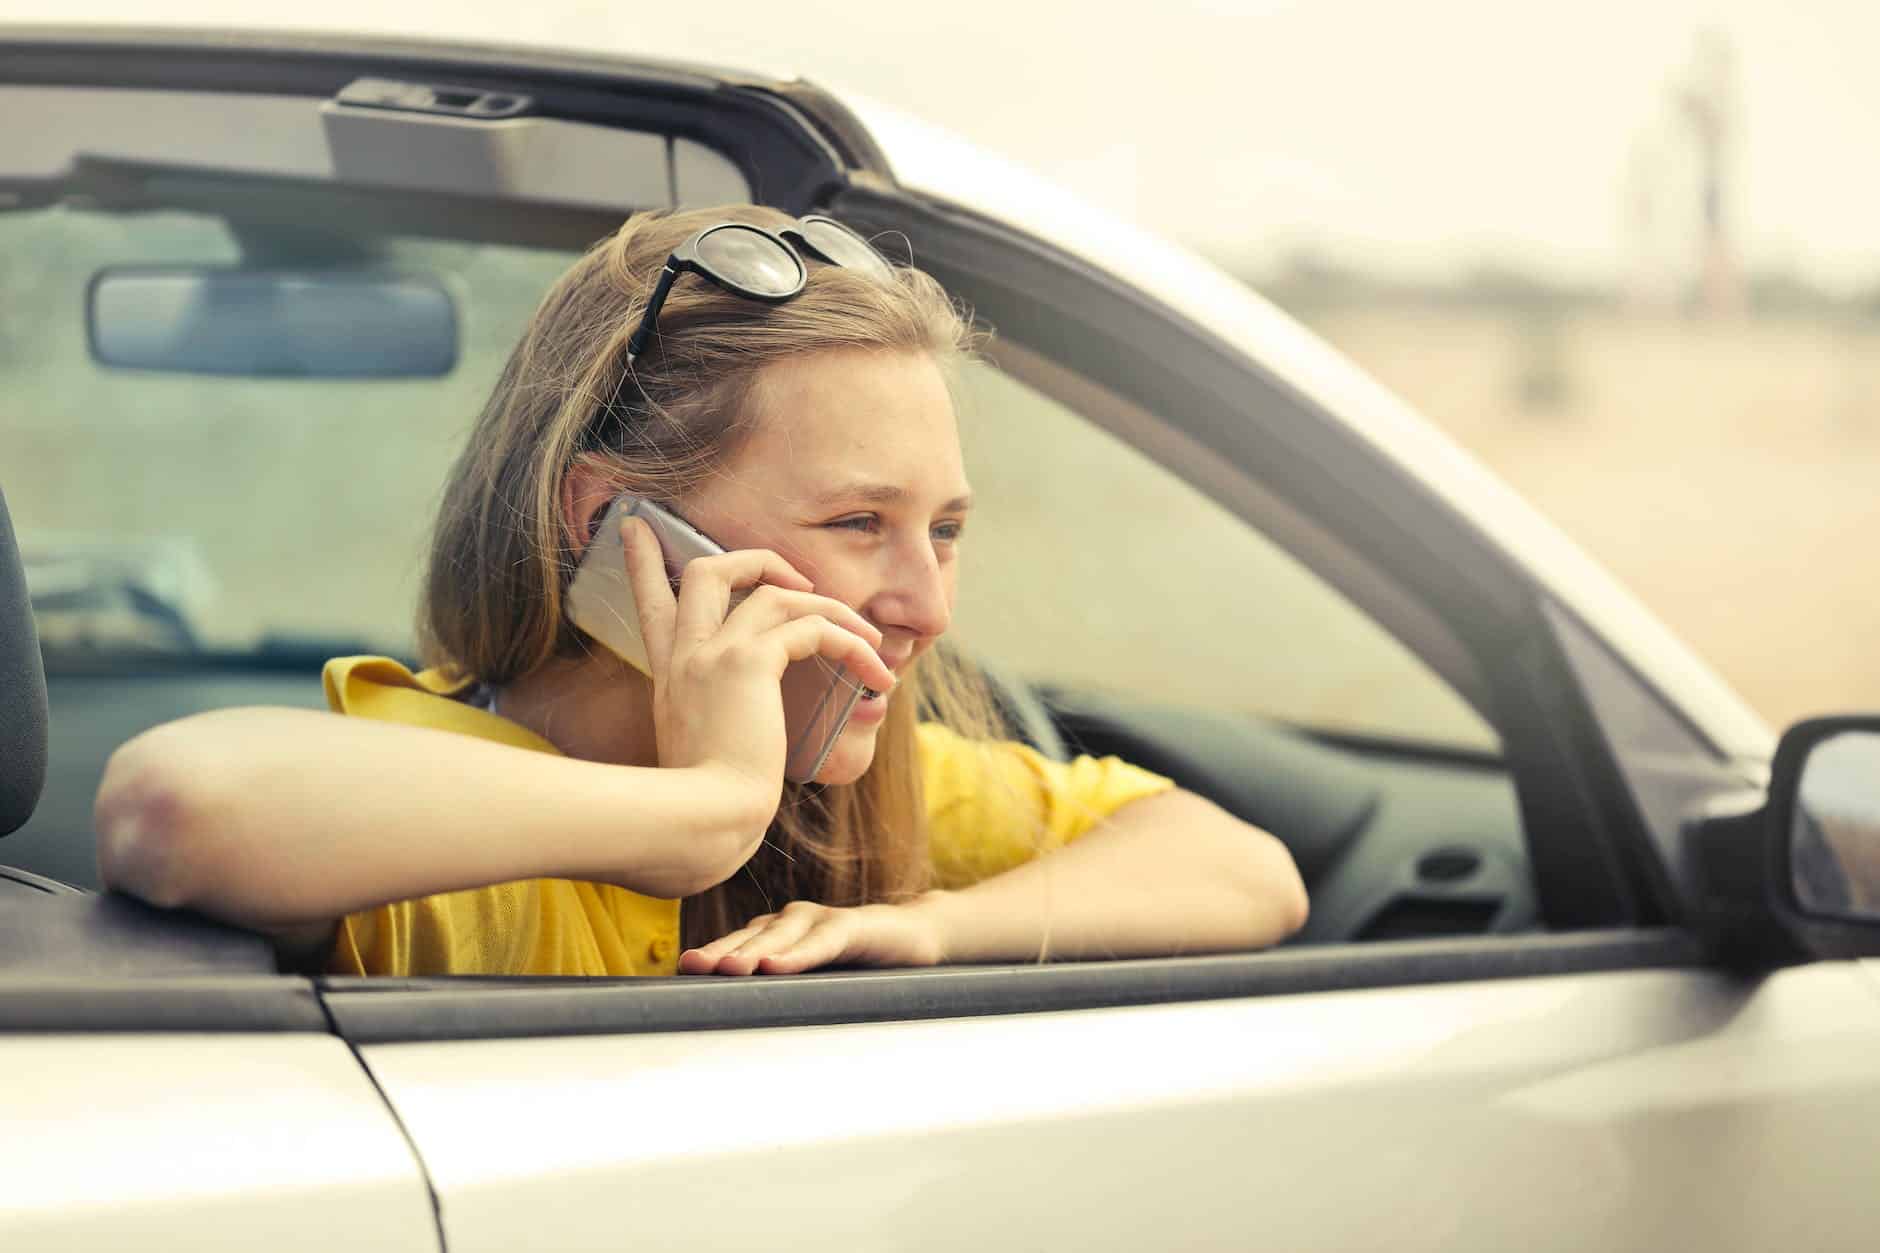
[0,486,48,836]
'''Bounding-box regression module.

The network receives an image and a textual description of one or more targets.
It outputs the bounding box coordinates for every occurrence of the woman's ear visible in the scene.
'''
[559,456,621,558]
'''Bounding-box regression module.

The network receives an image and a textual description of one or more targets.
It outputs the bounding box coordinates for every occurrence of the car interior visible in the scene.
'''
[0,56,1562,988]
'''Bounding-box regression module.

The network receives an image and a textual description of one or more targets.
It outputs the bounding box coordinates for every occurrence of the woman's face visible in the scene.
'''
[680,348,971,785]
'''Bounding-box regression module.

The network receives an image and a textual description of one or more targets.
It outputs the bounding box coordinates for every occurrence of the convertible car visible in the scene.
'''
[3,23,1879,1252]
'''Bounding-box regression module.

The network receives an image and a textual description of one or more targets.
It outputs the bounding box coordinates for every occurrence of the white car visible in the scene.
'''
[4,23,1880,1253]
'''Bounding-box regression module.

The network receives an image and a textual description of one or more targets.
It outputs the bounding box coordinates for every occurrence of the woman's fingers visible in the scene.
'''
[687,907,850,976]
[764,617,898,694]
[682,902,939,976]
[723,584,882,655]
[677,915,774,974]
[619,516,679,668]
[655,545,893,699]
[671,549,816,649]
[753,921,849,975]
[716,904,824,972]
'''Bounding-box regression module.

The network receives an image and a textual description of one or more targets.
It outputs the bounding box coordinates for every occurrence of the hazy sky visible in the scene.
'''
[20,1,1880,286]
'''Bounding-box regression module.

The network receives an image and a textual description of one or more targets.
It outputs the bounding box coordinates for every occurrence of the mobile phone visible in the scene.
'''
[564,494,868,783]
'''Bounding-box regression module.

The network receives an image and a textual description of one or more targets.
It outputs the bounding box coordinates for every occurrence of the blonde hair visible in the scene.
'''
[420,204,1006,949]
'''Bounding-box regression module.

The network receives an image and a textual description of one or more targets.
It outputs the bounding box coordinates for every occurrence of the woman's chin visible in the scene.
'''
[812,721,881,786]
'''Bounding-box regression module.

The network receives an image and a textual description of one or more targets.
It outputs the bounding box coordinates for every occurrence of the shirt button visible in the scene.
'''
[648,937,675,964]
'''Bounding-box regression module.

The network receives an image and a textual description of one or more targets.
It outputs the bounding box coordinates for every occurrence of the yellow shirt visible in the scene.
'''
[322,655,1173,977]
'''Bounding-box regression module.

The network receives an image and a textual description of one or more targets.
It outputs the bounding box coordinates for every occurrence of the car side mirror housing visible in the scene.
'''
[1687,716,1880,966]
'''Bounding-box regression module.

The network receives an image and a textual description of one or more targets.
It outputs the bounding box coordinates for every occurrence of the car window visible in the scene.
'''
[3,203,575,657]
[950,362,1500,754]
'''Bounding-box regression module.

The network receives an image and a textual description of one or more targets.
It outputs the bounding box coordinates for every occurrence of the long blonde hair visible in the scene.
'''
[420,204,1005,948]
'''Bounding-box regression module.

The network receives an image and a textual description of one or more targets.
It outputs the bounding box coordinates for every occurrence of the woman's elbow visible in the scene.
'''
[1248,831,1309,945]
[94,728,222,910]
[1157,790,1307,948]
[1274,847,1310,939]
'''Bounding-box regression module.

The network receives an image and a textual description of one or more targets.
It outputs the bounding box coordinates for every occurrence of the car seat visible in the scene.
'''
[0,483,48,847]
[1,480,86,903]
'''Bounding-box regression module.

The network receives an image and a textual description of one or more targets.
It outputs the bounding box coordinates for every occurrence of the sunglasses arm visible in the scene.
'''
[624,263,683,363]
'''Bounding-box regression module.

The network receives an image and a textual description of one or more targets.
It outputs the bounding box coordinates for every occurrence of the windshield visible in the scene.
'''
[4,203,577,661]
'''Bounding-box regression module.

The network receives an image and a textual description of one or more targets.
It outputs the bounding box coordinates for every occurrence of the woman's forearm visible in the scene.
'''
[914,788,1307,964]
[95,707,767,931]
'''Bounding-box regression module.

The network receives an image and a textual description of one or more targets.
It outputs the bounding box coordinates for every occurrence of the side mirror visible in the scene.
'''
[1687,716,1880,965]
[1783,721,1880,921]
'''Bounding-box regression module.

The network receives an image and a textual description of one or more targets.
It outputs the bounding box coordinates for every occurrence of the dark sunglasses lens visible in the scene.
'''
[798,220,895,284]
[694,225,803,297]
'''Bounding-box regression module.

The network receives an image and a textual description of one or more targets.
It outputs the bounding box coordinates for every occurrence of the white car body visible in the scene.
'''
[2,21,1877,1253]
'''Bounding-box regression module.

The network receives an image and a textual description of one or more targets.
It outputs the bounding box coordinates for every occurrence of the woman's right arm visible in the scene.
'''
[96,520,896,938]
[94,707,772,933]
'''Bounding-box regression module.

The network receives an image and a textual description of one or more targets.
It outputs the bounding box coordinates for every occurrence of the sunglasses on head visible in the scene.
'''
[623,214,896,364]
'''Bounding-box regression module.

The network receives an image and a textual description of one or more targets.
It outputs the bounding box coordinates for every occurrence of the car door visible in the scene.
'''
[0,957,439,1251]
[327,957,1880,1252]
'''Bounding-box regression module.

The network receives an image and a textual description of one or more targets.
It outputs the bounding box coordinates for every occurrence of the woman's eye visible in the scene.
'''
[822,515,964,543]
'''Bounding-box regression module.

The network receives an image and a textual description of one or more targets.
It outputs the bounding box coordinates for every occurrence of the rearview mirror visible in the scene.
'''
[87,268,457,378]
[1788,724,1880,921]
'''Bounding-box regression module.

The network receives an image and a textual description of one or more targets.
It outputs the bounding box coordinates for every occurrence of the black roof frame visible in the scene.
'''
[0,24,881,212]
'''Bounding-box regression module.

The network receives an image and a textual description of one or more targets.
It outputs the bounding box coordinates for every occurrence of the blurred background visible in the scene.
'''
[21,0,1880,729]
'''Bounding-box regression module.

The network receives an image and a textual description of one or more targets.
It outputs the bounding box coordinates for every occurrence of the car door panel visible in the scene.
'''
[0,1033,440,1251]
[356,962,1880,1252]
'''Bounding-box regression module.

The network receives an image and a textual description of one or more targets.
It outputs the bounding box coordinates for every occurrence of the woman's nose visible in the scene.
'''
[870,544,951,640]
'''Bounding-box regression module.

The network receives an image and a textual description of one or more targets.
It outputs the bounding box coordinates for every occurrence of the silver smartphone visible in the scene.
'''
[564,494,868,784]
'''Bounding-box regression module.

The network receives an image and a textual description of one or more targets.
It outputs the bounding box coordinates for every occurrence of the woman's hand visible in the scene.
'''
[679,898,948,976]
[621,516,896,882]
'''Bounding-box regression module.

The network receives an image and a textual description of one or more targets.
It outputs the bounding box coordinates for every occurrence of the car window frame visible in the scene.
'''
[310,929,1708,1043]
[831,182,1671,931]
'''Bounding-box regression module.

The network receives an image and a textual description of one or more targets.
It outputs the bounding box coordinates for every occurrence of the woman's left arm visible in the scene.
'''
[680,788,1307,975]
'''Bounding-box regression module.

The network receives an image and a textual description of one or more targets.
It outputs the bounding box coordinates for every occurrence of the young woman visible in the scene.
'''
[94,204,1307,977]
